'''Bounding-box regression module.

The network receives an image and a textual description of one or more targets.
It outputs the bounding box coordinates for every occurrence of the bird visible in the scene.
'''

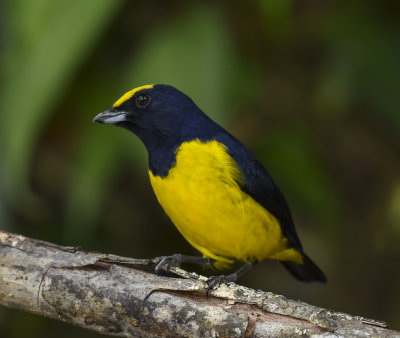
[93,84,326,289]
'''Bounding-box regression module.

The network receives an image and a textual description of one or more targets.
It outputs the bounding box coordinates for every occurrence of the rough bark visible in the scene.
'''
[0,230,398,337]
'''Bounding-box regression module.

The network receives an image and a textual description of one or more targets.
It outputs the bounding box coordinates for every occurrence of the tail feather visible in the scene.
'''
[282,252,327,283]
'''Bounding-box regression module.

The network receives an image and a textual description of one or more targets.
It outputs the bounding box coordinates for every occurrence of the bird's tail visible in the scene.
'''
[282,252,327,283]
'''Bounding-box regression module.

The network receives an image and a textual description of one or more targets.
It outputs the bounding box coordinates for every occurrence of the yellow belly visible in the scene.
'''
[149,139,302,267]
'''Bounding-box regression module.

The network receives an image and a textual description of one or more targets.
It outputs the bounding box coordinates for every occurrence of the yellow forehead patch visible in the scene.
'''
[113,84,154,107]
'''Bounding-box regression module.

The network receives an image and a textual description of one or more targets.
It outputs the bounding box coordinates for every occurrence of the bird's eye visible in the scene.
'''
[135,94,150,108]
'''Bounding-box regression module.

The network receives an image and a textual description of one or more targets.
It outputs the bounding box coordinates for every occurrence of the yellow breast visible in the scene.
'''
[149,139,302,267]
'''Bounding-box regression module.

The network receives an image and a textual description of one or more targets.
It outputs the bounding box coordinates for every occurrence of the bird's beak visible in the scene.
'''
[93,108,128,124]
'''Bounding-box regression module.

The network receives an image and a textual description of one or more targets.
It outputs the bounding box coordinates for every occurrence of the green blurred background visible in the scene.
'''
[1,0,400,336]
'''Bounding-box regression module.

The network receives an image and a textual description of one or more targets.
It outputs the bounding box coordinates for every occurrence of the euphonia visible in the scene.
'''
[93,84,326,288]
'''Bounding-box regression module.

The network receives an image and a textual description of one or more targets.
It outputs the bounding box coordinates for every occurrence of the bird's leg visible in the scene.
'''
[207,262,255,293]
[155,254,210,274]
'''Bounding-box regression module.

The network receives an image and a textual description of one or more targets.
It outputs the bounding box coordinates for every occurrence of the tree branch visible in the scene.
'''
[0,230,397,337]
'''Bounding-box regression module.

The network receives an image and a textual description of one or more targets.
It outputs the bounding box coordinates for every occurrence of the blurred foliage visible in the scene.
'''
[0,0,124,207]
[0,0,400,336]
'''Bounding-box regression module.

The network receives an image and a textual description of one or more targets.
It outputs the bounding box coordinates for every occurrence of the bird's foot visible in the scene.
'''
[206,273,238,294]
[155,254,184,274]
[206,262,255,295]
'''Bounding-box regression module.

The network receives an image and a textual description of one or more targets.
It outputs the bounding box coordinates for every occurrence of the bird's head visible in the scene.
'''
[93,84,215,151]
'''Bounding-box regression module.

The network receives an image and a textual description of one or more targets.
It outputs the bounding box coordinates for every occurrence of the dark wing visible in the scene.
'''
[216,133,302,250]
[213,131,327,283]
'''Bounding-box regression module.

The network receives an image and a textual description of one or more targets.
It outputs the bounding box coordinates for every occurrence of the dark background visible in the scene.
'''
[1,1,400,336]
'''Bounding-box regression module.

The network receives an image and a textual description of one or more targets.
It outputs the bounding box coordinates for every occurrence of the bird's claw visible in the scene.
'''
[206,274,237,295]
[155,254,183,274]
